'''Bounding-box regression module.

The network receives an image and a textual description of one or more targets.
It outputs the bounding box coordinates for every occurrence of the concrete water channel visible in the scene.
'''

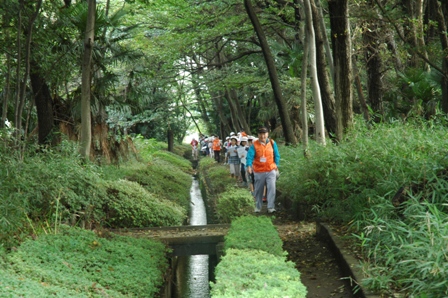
[115,177,225,297]
[173,177,213,298]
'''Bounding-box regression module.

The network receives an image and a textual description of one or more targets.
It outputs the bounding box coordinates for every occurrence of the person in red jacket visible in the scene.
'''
[246,127,280,214]
[190,138,199,160]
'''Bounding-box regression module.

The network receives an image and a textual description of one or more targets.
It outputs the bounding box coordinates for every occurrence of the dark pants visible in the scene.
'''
[240,164,247,182]
[214,150,221,162]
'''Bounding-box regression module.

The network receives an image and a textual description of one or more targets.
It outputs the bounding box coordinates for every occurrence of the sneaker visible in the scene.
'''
[254,208,261,213]
[267,208,276,213]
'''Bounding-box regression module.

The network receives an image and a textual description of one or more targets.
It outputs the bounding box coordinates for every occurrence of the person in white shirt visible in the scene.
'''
[237,136,249,187]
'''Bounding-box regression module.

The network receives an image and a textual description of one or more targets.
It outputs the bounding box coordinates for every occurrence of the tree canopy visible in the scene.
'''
[1,0,447,157]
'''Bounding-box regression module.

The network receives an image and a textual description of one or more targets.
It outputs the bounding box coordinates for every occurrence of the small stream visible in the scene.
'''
[174,177,210,298]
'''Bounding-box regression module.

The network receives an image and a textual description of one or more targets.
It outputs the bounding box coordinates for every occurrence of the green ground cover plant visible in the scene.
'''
[211,249,307,298]
[0,136,192,297]
[102,157,192,210]
[0,226,168,297]
[204,165,235,194]
[223,216,284,257]
[215,187,254,223]
[211,216,307,298]
[104,179,185,227]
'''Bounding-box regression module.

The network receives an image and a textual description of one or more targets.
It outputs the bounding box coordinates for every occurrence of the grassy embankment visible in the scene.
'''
[0,137,192,296]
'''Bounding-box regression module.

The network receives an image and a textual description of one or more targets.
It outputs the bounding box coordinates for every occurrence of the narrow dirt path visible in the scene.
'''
[273,218,354,297]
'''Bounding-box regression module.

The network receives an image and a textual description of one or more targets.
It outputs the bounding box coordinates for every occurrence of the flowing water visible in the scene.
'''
[175,177,210,298]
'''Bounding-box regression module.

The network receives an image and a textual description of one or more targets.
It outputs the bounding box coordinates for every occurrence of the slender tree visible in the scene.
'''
[14,0,42,140]
[300,28,310,152]
[310,0,338,139]
[328,0,353,134]
[80,0,96,159]
[304,0,326,145]
[433,0,448,113]
[244,0,297,145]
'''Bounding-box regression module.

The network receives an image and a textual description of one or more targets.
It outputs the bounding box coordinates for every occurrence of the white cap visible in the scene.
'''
[240,136,248,142]
[230,132,235,136]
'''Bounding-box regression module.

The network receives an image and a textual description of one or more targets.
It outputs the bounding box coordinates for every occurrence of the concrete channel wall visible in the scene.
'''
[316,222,381,298]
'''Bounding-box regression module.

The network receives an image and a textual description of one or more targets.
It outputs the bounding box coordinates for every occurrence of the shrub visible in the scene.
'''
[102,158,192,210]
[2,226,168,297]
[199,157,217,170]
[0,144,108,248]
[152,150,193,174]
[206,166,234,194]
[211,248,307,298]
[356,196,448,296]
[216,187,254,223]
[277,120,448,222]
[224,216,284,257]
[133,137,167,162]
[103,179,185,227]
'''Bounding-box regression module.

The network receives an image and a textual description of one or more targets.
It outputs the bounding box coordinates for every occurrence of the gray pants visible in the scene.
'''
[254,170,276,210]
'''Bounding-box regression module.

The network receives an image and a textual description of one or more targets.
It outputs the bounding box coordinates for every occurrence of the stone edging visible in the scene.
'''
[316,222,382,298]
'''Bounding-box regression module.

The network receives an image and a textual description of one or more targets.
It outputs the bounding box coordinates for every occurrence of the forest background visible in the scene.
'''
[1,0,448,296]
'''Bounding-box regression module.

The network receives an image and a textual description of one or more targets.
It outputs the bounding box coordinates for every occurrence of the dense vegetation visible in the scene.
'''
[1,0,448,296]
[0,138,193,296]
[278,119,448,296]
[0,227,169,297]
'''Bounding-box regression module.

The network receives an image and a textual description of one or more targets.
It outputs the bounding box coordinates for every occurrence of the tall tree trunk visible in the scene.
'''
[300,27,310,152]
[14,3,22,137]
[304,0,326,145]
[316,0,334,83]
[167,127,174,152]
[2,55,11,129]
[352,55,370,123]
[1,12,12,128]
[385,31,404,73]
[15,0,42,139]
[224,89,239,131]
[362,20,383,116]
[244,0,296,145]
[80,0,96,159]
[310,0,338,139]
[328,0,352,137]
[230,89,251,133]
[192,72,212,132]
[434,0,448,113]
[30,60,55,145]
[213,93,232,135]
[401,0,429,70]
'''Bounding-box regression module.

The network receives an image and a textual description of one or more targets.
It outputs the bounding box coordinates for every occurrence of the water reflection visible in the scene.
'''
[177,178,210,298]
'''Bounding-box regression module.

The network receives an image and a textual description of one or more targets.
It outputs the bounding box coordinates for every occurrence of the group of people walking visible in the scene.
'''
[190,127,280,214]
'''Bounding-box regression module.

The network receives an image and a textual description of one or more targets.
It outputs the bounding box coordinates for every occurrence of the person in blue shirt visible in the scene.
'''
[246,127,280,213]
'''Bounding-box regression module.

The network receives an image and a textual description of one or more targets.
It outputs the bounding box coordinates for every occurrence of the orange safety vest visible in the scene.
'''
[252,139,276,173]
[212,138,221,151]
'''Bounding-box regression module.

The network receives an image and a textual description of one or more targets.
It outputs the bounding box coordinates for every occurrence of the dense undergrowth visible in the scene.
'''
[0,226,168,297]
[277,119,448,296]
[0,136,192,296]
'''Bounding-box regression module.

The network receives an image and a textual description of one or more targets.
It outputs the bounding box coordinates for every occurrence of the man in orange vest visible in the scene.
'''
[246,127,280,213]
[212,135,222,163]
